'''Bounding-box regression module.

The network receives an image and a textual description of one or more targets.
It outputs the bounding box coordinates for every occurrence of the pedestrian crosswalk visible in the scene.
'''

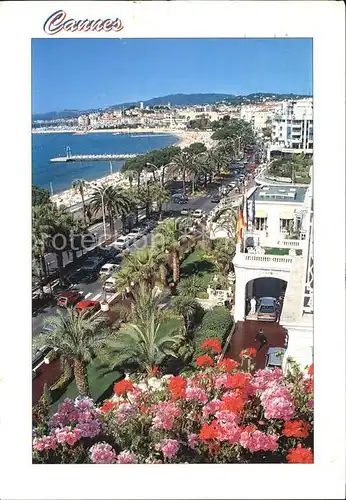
[80,291,104,301]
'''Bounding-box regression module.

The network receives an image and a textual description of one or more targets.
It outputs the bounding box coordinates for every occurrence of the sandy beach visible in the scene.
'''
[45,128,216,209]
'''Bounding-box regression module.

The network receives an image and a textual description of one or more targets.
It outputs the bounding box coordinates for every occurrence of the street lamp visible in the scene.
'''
[146,161,171,186]
[89,183,107,242]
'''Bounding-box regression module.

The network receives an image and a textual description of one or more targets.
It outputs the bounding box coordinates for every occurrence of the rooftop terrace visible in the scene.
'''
[251,185,308,204]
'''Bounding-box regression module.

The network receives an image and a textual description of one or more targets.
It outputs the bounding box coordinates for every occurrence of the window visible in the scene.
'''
[280,218,293,232]
[255,217,267,231]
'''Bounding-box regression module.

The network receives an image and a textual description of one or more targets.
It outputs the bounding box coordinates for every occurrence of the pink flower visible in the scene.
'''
[156,439,179,459]
[214,373,230,390]
[202,399,221,417]
[185,386,208,404]
[33,435,58,452]
[75,396,94,411]
[55,426,83,447]
[116,402,139,424]
[151,401,181,430]
[89,442,117,464]
[251,368,284,392]
[116,450,138,464]
[76,419,102,438]
[240,430,279,452]
[187,433,199,450]
[215,410,240,425]
[217,423,242,444]
[261,385,295,421]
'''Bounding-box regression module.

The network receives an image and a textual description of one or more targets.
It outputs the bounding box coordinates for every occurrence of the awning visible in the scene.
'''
[255,210,267,218]
[280,212,294,219]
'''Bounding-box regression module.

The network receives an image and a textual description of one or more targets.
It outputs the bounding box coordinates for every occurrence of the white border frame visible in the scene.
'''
[0,1,345,499]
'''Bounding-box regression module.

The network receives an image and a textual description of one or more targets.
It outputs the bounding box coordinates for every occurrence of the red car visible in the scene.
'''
[75,300,100,316]
[57,291,82,308]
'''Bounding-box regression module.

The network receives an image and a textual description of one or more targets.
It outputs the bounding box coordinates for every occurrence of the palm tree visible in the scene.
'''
[71,179,87,227]
[168,151,193,196]
[176,275,205,298]
[89,184,132,235]
[173,296,203,337]
[34,310,113,397]
[211,204,238,240]
[114,246,164,291]
[212,237,236,277]
[104,311,183,375]
[155,217,190,284]
[151,183,170,219]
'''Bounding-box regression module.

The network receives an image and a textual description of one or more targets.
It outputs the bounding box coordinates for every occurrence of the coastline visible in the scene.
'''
[46,128,216,208]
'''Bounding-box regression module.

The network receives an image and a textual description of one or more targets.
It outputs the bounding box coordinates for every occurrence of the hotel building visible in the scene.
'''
[271,99,313,151]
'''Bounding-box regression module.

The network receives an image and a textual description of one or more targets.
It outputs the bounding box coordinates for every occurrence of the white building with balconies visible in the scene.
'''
[272,99,313,151]
[232,181,313,370]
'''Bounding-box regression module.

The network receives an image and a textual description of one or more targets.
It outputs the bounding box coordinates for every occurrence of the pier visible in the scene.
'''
[50,153,137,163]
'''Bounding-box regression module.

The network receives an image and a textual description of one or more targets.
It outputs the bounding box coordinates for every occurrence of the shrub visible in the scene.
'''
[197,291,209,299]
[176,275,206,298]
[193,306,233,358]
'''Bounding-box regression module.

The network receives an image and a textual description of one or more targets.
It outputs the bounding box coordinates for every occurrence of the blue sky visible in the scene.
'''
[32,38,312,114]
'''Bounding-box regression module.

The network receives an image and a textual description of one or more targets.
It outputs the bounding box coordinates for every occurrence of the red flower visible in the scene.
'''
[286,444,313,463]
[217,358,239,372]
[100,400,117,413]
[199,421,221,441]
[220,394,245,414]
[149,366,159,377]
[308,363,314,377]
[113,379,134,396]
[305,378,313,393]
[239,347,257,359]
[168,375,187,400]
[282,420,311,439]
[202,338,222,354]
[196,355,214,368]
[226,371,250,390]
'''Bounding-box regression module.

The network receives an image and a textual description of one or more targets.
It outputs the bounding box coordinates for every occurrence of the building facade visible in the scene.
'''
[272,99,313,150]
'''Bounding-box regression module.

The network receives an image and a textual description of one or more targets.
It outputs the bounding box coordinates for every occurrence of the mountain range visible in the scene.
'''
[33,92,312,121]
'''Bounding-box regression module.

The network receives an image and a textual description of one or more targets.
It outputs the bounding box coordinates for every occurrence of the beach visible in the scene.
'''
[46,129,216,208]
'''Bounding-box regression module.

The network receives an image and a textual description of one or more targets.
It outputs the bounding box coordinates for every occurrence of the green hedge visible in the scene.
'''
[193,306,233,358]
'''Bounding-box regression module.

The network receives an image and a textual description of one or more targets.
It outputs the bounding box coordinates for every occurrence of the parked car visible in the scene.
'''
[265,347,286,369]
[99,263,119,277]
[32,345,52,367]
[113,235,131,250]
[75,300,101,316]
[81,257,102,272]
[103,276,117,293]
[257,297,278,322]
[57,290,82,308]
[193,209,204,218]
[130,227,144,238]
[180,208,191,215]
[127,232,141,242]
[211,195,221,203]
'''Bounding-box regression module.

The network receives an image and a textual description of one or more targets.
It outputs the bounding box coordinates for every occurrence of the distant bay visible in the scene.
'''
[32,132,179,193]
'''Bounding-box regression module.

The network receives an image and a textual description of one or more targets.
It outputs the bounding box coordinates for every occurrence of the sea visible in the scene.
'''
[32,132,179,194]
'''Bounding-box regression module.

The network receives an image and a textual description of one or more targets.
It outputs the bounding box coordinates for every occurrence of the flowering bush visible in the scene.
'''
[33,344,313,464]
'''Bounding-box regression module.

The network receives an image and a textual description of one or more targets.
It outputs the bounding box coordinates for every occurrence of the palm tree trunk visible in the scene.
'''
[192,177,195,194]
[137,172,141,191]
[204,173,208,188]
[160,263,168,286]
[121,214,127,232]
[161,168,165,186]
[80,187,87,227]
[158,203,163,220]
[182,170,186,196]
[73,359,90,396]
[172,250,180,283]
[56,251,64,284]
[40,254,48,279]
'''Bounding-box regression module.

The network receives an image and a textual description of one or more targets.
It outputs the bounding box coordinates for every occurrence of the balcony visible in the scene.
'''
[233,252,296,272]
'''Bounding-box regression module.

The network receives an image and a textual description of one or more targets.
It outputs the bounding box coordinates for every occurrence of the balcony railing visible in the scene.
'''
[233,253,295,271]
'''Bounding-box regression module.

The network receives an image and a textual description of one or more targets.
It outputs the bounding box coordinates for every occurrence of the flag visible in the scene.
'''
[244,195,248,229]
[236,204,245,243]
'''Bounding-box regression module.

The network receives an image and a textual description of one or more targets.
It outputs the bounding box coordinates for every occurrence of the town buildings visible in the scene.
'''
[271,98,313,150]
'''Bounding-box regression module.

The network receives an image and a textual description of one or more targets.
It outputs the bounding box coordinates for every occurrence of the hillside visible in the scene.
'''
[33,92,312,121]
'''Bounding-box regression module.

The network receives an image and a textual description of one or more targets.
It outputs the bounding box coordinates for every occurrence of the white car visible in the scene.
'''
[265,347,286,369]
[113,235,131,250]
[129,227,143,238]
[99,263,119,277]
[193,209,203,218]
[127,231,141,242]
